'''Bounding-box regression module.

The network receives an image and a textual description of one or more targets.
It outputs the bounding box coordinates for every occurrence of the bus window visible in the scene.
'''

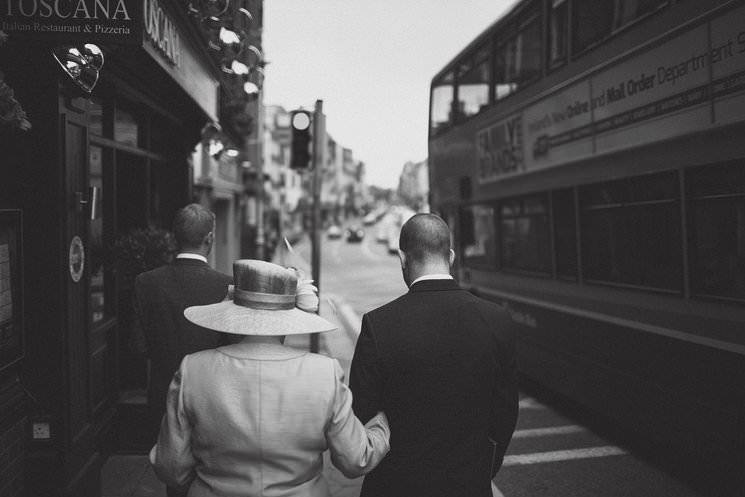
[460,203,497,267]
[499,195,551,273]
[689,162,745,302]
[549,0,569,69]
[494,6,541,101]
[580,171,681,291]
[573,0,668,53]
[613,0,668,30]
[456,44,491,120]
[552,188,577,279]
[430,71,455,134]
[516,14,542,85]
[494,40,517,101]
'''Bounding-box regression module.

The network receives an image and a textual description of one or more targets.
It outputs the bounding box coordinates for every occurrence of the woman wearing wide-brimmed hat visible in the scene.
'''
[149,259,390,497]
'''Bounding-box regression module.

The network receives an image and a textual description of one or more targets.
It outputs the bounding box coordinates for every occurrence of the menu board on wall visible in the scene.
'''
[0,210,23,371]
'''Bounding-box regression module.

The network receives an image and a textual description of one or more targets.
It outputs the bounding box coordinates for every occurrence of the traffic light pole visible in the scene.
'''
[310,99,324,353]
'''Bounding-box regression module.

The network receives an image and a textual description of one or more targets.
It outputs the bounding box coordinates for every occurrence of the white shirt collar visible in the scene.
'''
[176,253,208,263]
[411,273,454,285]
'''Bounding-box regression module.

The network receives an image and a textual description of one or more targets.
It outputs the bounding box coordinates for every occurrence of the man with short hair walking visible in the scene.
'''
[350,212,519,497]
[131,203,232,497]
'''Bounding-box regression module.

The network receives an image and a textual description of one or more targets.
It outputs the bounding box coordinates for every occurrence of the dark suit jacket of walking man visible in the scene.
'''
[350,213,519,497]
[131,204,232,436]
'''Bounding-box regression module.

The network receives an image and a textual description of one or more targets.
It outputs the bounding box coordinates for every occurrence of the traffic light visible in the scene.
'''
[289,109,312,170]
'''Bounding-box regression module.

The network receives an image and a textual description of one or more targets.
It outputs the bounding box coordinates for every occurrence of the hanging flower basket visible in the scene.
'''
[107,226,177,291]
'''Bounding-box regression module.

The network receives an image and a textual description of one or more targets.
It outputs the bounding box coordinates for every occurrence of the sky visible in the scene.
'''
[262,0,518,189]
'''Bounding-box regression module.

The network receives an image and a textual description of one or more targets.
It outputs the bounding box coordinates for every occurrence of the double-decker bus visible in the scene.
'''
[428,0,745,478]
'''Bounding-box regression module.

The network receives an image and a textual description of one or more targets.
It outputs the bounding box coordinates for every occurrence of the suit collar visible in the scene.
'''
[172,258,209,267]
[176,252,208,263]
[408,278,460,293]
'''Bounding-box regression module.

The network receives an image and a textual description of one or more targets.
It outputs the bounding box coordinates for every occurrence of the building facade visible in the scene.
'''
[0,1,263,495]
[398,159,429,211]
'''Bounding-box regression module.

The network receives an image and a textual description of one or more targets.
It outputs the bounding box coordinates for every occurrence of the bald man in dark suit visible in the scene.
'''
[350,213,518,497]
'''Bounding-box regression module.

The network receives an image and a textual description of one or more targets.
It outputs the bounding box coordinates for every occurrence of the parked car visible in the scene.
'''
[345,226,365,243]
[326,224,343,239]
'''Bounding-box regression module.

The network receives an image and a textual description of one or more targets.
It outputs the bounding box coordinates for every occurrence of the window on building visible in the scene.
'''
[114,106,141,148]
[89,145,107,324]
[580,171,681,291]
[460,203,497,267]
[552,188,577,279]
[89,97,105,137]
[689,161,745,302]
[430,71,455,134]
[500,194,551,273]
[456,43,491,120]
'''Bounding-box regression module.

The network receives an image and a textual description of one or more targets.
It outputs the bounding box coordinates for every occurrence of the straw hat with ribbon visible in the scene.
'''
[184,259,336,335]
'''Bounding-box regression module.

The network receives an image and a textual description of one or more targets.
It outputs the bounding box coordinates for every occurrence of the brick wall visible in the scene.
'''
[0,382,25,497]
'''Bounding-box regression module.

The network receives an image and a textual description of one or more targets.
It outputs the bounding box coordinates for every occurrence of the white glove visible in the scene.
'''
[296,279,319,313]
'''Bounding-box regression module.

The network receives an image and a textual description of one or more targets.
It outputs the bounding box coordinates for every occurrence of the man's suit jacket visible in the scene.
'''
[350,278,519,497]
[150,342,390,497]
[131,258,232,426]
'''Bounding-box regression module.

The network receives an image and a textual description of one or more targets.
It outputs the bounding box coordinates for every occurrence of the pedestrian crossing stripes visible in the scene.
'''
[502,445,628,467]
[512,425,586,439]
[517,397,546,409]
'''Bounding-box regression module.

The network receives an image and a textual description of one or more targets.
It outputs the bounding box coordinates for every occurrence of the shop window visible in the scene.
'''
[89,97,104,137]
[430,71,455,135]
[573,0,667,53]
[549,0,569,69]
[552,188,577,279]
[499,194,551,273]
[89,145,108,324]
[115,107,141,148]
[689,162,745,301]
[150,115,174,156]
[456,43,491,120]
[580,171,681,291]
[460,203,497,267]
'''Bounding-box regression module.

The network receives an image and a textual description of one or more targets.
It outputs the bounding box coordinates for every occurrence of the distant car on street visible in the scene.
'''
[362,212,377,226]
[345,226,365,243]
[327,225,343,239]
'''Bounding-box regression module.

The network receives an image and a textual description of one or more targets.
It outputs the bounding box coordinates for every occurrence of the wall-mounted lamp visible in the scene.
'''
[244,45,263,68]
[188,0,230,20]
[201,121,225,158]
[242,66,264,98]
[222,59,250,76]
[52,44,104,94]
[243,81,259,98]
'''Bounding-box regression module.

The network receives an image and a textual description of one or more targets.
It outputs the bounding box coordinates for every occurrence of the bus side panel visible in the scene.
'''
[479,293,745,463]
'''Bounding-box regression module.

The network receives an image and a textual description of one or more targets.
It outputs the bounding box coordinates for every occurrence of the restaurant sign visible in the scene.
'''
[1,0,143,44]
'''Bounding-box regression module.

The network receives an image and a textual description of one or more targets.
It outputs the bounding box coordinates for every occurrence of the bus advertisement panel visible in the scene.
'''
[482,3,745,181]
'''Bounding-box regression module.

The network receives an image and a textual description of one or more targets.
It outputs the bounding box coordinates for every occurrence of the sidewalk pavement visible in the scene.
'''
[101,264,365,497]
